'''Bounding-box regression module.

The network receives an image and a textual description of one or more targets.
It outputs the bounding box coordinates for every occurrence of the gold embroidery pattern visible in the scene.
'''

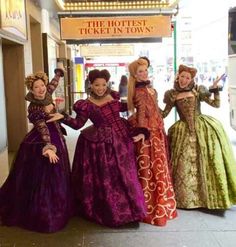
[136,132,177,226]
[176,97,196,133]
[169,126,206,208]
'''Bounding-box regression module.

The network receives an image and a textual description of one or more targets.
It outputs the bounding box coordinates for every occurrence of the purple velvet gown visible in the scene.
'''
[62,91,146,227]
[0,74,73,233]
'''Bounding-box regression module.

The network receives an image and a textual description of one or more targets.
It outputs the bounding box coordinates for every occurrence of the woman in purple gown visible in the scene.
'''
[53,69,147,227]
[0,69,73,233]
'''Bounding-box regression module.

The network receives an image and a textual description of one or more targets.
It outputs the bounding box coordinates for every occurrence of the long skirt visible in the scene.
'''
[72,127,146,227]
[0,124,74,233]
[134,128,177,226]
[169,115,236,209]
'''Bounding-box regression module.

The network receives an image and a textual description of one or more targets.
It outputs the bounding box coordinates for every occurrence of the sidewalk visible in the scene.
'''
[1,197,236,247]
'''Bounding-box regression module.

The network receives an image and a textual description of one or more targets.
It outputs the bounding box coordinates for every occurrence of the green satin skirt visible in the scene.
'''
[168,114,236,209]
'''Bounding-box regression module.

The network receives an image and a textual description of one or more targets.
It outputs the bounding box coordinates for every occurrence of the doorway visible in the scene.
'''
[2,39,27,158]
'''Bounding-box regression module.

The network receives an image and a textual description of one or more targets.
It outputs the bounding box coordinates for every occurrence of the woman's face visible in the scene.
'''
[178,71,192,89]
[135,65,148,82]
[31,79,47,100]
[91,78,108,97]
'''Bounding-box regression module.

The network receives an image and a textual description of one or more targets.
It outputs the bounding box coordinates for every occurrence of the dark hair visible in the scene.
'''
[119,75,128,86]
[88,69,111,84]
[139,56,150,67]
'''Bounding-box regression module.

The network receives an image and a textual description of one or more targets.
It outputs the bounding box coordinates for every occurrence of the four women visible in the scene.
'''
[0,62,235,233]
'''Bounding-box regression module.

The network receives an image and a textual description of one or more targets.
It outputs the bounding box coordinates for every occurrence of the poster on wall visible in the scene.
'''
[0,0,27,40]
[54,60,66,112]
[42,33,66,112]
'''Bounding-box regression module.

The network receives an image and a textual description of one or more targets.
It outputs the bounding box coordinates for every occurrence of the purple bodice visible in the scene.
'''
[85,100,129,135]
[62,92,130,141]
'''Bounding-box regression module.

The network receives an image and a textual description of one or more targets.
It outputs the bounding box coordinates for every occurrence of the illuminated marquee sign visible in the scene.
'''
[60,15,171,40]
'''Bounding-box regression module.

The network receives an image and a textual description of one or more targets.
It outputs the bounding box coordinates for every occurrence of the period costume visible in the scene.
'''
[162,65,236,209]
[0,72,73,233]
[62,90,146,227]
[129,81,177,226]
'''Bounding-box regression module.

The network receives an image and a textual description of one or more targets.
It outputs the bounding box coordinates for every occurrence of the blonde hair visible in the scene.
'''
[127,58,148,112]
[25,71,48,90]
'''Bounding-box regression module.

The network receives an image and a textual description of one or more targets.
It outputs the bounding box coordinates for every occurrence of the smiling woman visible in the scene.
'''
[0,68,74,233]
[162,64,236,210]
[51,68,150,227]
[127,58,177,226]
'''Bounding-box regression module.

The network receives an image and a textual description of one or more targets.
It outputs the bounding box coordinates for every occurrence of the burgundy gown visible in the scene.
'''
[62,91,146,227]
[0,74,73,233]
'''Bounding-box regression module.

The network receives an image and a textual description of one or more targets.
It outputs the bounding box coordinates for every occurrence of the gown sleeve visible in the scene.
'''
[111,90,128,112]
[62,100,89,130]
[28,105,57,153]
[133,89,147,128]
[198,85,220,108]
[161,89,176,118]
[47,68,64,95]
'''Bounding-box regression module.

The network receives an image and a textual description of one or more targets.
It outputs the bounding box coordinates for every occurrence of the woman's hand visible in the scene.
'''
[54,67,66,77]
[212,74,225,88]
[133,133,145,143]
[147,87,155,95]
[43,149,59,164]
[46,113,64,123]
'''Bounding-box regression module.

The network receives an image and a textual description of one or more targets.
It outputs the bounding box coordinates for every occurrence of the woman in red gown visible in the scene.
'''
[127,58,177,226]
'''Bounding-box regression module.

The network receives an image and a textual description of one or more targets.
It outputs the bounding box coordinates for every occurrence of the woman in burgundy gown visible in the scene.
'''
[58,69,147,227]
[0,69,73,233]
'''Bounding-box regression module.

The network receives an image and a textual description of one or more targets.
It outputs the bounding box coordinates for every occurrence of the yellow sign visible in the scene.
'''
[60,15,171,40]
[0,0,27,40]
[75,63,84,92]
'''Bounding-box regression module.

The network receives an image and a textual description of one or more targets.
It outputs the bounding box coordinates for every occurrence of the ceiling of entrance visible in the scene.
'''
[31,0,179,19]
[55,0,179,14]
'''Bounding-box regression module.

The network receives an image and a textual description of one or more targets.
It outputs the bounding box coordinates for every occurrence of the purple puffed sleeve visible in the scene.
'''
[62,100,89,130]
[111,90,128,112]
[47,69,64,95]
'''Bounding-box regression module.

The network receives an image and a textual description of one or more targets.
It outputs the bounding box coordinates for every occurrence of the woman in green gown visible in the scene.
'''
[162,64,236,209]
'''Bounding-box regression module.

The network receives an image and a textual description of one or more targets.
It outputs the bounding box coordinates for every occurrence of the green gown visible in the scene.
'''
[162,85,236,209]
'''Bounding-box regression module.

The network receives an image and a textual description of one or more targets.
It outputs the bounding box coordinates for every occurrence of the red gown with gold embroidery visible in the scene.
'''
[129,86,177,226]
